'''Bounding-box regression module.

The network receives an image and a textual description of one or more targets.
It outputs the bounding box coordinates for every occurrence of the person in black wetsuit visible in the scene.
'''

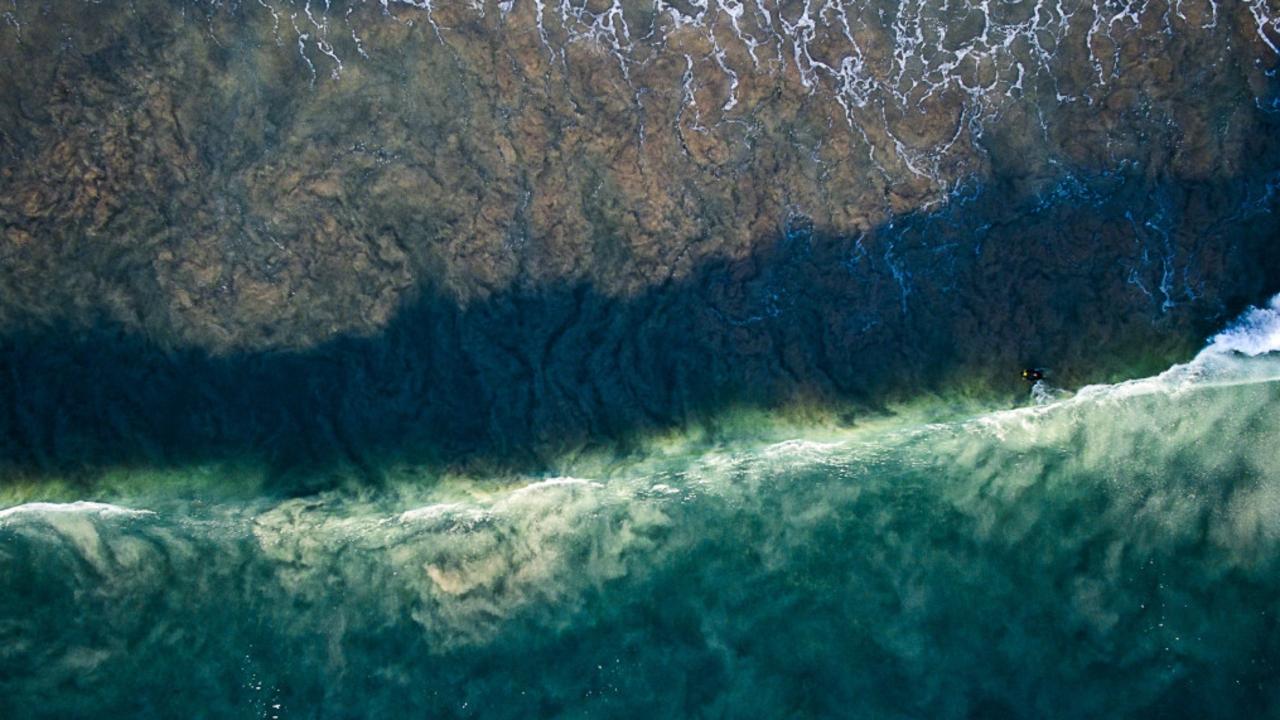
[1021,368,1045,382]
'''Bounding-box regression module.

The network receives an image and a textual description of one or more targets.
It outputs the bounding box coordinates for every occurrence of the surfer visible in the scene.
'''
[1021,368,1045,382]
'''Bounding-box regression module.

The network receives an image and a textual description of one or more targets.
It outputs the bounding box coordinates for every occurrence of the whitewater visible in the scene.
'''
[2,295,1280,718]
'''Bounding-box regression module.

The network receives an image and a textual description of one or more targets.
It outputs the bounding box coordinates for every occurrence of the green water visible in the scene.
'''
[4,303,1280,718]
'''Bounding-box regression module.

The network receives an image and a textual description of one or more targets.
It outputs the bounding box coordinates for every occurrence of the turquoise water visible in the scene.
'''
[3,299,1280,718]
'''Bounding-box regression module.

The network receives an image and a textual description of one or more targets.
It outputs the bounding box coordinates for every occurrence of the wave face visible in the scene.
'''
[3,297,1280,718]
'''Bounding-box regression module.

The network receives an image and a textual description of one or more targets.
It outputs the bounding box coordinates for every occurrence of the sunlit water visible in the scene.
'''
[2,297,1280,718]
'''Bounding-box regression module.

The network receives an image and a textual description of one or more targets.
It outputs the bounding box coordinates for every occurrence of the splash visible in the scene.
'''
[1002,293,1280,412]
[1207,293,1280,356]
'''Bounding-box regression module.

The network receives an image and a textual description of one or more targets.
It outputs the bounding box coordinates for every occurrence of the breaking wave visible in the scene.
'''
[2,295,1280,717]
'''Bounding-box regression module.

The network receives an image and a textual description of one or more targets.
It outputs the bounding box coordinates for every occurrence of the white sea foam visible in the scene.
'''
[507,476,602,498]
[970,293,1280,436]
[397,502,491,531]
[1,0,1261,232]
[1206,294,1280,357]
[0,501,154,523]
[173,0,1276,204]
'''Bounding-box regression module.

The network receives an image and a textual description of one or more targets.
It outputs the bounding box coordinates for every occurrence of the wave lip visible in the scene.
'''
[0,501,153,523]
[1208,294,1280,357]
[1140,292,1280,392]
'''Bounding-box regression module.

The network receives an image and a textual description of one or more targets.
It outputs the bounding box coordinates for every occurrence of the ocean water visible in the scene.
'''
[3,0,1280,716]
[3,297,1280,718]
